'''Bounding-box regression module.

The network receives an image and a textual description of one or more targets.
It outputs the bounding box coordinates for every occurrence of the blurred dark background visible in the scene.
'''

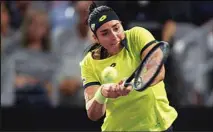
[1,1,213,131]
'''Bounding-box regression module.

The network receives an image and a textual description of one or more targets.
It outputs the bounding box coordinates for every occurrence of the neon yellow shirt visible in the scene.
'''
[80,27,178,131]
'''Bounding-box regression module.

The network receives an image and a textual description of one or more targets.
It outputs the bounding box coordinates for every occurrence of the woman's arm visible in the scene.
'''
[84,85,106,121]
[140,43,165,86]
[84,83,132,121]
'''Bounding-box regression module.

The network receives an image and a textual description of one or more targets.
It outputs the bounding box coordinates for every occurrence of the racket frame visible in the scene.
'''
[124,41,169,92]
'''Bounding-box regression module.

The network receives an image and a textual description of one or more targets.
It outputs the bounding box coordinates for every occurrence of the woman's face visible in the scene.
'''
[28,12,48,41]
[95,20,125,55]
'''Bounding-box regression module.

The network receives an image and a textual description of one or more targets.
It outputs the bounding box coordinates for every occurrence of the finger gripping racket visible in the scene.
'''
[124,41,170,92]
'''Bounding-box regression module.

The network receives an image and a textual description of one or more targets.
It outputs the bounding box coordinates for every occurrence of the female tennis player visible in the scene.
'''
[80,2,177,131]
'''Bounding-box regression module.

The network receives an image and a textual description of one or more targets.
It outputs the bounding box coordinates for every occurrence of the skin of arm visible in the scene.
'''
[140,43,165,86]
[84,82,132,121]
[84,85,106,121]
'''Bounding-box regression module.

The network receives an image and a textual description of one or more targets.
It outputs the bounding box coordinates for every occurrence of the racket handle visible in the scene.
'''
[124,77,133,86]
[124,80,134,87]
[118,79,129,88]
[124,82,130,87]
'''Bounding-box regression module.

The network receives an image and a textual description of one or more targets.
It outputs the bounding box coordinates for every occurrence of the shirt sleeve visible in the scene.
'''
[80,55,101,89]
[130,27,157,56]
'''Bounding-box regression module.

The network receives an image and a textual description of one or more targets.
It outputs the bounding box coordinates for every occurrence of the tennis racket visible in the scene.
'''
[124,41,170,92]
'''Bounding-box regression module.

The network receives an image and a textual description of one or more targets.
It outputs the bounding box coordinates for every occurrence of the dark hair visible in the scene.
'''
[87,2,114,28]
[85,2,121,59]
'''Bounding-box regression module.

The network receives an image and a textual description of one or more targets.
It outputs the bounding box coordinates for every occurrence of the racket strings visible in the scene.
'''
[124,41,170,91]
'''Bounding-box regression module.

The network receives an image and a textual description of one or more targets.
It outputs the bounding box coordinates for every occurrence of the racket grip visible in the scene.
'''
[119,78,131,87]
[124,82,130,87]
[124,81,133,87]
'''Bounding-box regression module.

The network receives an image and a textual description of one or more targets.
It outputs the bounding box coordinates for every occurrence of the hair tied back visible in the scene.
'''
[89,2,97,14]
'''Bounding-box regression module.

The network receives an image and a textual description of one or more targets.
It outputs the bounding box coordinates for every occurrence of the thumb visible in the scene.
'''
[119,77,129,86]
[118,80,124,86]
[125,85,132,91]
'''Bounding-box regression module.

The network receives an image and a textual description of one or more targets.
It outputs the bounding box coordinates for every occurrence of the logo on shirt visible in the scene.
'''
[99,15,107,22]
[91,23,95,31]
[110,63,116,67]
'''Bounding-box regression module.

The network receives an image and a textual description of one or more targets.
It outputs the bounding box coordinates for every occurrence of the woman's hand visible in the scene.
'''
[101,81,132,98]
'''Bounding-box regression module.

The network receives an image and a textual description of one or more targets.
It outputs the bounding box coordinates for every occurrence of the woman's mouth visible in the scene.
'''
[111,42,120,46]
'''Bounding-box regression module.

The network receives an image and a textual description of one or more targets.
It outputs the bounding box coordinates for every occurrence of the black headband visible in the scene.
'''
[89,10,120,34]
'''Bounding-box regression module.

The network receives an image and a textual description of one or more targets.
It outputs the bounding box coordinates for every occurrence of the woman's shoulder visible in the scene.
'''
[83,43,100,55]
[125,26,155,44]
[125,26,151,36]
[83,43,102,59]
[80,46,95,67]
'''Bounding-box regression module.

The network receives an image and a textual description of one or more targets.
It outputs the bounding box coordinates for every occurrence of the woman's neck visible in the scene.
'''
[108,44,123,56]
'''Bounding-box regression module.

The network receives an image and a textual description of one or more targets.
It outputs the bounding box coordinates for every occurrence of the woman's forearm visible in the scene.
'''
[86,97,106,121]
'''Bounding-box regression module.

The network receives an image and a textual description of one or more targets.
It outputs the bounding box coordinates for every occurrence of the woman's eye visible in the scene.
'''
[102,32,108,36]
[114,27,119,31]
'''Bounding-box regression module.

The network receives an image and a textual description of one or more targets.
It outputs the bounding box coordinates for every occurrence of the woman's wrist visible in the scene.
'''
[94,85,108,104]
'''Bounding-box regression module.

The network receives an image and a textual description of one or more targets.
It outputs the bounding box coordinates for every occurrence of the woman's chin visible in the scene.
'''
[109,45,121,55]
